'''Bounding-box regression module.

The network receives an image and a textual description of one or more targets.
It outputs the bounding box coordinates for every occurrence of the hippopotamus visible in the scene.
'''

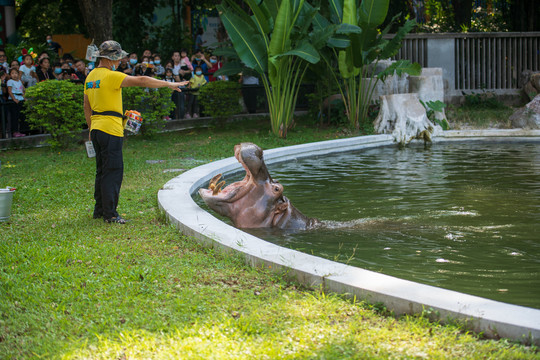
[198,142,319,230]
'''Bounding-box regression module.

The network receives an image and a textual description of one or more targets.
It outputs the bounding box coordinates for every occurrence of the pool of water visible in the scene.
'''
[198,141,540,309]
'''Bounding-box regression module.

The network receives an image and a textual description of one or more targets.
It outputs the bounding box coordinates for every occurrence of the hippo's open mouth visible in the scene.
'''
[198,143,259,203]
[198,172,254,204]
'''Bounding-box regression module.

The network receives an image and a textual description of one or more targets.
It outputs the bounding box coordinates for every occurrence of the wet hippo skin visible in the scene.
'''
[199,143,319,230]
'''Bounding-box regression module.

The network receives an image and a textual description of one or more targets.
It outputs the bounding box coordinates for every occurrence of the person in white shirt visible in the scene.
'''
[19,54,38,88]
[7,68,27,137]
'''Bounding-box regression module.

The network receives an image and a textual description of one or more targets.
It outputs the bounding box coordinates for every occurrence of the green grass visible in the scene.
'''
[1,117,538,359]
[446,93,515,129]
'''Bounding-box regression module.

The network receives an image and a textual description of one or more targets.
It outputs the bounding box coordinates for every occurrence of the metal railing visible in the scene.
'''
[391,32,540,92]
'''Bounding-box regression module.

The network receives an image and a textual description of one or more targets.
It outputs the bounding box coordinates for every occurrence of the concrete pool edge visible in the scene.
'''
[157,131,540,345]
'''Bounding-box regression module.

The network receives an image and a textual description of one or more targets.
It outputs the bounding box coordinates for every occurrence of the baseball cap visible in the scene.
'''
[97,40,128,61]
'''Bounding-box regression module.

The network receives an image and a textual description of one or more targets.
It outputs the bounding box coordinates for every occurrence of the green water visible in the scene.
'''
[200,141,540,309]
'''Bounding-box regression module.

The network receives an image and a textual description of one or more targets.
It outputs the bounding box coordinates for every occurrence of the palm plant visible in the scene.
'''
[316,0,421,130]
[217,0,321,138]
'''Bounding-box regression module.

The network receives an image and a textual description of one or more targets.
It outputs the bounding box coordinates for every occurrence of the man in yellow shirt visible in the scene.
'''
[84,40,187,224]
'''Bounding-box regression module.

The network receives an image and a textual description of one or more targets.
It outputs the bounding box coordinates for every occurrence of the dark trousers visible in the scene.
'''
[186,94,199,116]
[9,100,27,134]
[242,85,258,113]
[171,91,185,119]
[91,129,124,220]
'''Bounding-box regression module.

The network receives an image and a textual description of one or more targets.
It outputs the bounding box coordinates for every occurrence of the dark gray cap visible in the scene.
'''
[97,40,128,61]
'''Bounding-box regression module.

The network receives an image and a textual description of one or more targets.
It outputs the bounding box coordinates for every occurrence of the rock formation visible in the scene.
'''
[510,94,540,129]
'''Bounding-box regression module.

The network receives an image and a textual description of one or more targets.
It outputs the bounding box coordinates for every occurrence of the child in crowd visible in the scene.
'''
[19,54,38,87]
[186,65,207,119]
[164,68,174,82]
[179,49,193,72]
[7,68,27,137]
[179,49,193,81]
[153,54,165,77]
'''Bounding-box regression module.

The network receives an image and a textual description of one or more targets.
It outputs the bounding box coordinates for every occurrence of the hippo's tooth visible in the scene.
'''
[213,180,226,195]
[209,174,223,191]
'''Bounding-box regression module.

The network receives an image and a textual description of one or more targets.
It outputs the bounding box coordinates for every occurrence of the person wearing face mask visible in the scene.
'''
[153,54,165,77]
[185,65,207,119]
[207,54,224,82]
[45,35,62,56]
[128,53,138,75]
[116,56,131,74]
[191,49,211,81]
[84,40,188,224]
[135,56,154,77]
[53,62,64,80]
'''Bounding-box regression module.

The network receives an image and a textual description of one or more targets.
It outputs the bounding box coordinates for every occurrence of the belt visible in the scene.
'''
[92,110,125,119]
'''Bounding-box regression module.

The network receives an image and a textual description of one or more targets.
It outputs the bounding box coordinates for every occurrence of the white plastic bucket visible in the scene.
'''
[0,188,15,222]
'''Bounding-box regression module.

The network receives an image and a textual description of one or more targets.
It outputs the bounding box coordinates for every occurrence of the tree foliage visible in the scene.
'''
[199,81,242,120]
[23,80,85,149]
[121,87,175,138]
[15,0,87,43]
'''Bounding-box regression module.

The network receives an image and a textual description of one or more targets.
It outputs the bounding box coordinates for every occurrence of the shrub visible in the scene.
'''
[122,87,175,138]
[24,80,85,149]
[199,81,242,119]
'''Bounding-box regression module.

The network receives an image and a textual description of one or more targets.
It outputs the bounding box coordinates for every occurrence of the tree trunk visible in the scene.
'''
[77,0,113,44]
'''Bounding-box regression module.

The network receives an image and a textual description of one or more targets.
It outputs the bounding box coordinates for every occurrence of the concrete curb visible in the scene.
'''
[158,132,540,345]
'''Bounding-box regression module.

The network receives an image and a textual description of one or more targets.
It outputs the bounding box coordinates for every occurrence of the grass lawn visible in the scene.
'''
[1,115,538,359]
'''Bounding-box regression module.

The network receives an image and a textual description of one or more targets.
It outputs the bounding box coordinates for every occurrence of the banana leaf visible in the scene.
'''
[269,0,292,57]
[219,5,268,73]
[244,0,271,46]
[214,61,244,77]
[310,25,340,49]
[276,40,320,64]
[212,46,239,58]
[342,0,355,25]
[359,0,389,27]
[377,59,421,79]
[328,0,343,22]
[327,35,350,49]
[265,0,282,21]
[335,23,362,35]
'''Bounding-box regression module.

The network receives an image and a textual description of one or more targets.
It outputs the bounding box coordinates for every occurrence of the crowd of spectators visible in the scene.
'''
[0,37,259,139]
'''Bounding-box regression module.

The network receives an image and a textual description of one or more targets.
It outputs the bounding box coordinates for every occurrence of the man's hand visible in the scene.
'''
[168,81,189,92]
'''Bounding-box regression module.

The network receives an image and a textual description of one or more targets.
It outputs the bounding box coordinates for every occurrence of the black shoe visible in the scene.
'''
[104,216,128,224]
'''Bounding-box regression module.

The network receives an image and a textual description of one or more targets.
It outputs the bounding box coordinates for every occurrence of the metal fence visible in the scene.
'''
[391,32,540,92]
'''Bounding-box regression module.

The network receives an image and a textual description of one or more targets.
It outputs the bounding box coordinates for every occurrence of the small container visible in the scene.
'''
[124,110,143,134]
[0,187,16,222]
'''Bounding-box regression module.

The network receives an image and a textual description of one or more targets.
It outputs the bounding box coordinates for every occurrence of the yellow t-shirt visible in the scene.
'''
[84,68,128,137]
[188,74,207,95]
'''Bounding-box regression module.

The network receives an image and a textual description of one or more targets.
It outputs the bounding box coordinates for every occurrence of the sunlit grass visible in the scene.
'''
[1,117,537,358]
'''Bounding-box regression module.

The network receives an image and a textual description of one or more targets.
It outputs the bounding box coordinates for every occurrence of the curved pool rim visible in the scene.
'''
[158,129,540,345]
